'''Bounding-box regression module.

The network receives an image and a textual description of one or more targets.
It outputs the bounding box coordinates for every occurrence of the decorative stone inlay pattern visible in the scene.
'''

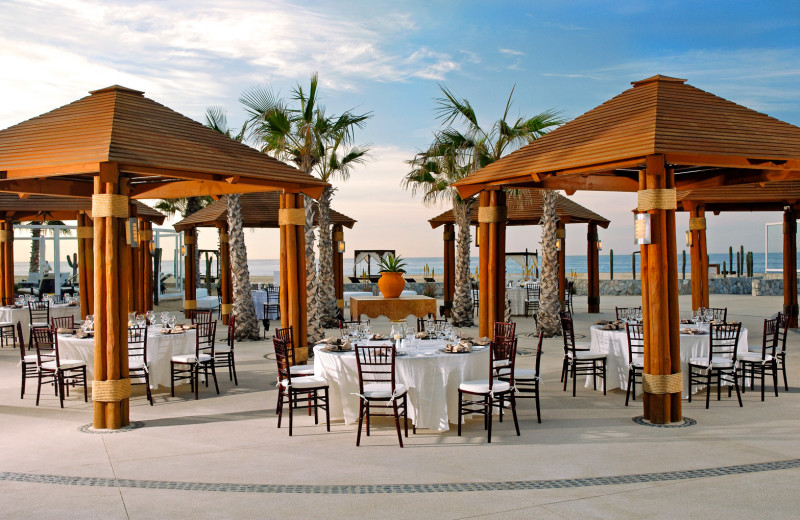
[632,416,696,428]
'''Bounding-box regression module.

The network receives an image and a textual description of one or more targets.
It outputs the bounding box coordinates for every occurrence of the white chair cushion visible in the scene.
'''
[41,359,85,370]
[215,345,232,354]
[690,356,734,368]
[280,375,328,390]
[492,360,511,368]
[569,351,606,361]
[31,322,48,328]
[23,354,37,363]
[498,367,537,379]
[172,353,212,364]
[290,364,315,376]
[738,352,774,363]
[129,359,148,370]
[630,358,644,368]
[362,382,407,399]
[459,379,511,394]
[0,321,13,326]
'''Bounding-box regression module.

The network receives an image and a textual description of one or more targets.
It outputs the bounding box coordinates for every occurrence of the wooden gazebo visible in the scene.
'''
[429,189,609,316]
[0,193,166,319]
[0,85,328,429]
[173,192,357,323]
[677,182,800,325]
[453,75,800,424]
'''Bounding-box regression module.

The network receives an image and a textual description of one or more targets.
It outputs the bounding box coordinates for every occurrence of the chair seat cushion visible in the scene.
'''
[569,351,607,361]
[41,359,85,370]
[129,359,148,370]
[281,375,328,390]
[738,352,774,363]
[172,353,212,364]
[23,354,37,363]
[30,322,49,328]
[459,379,511,394]
[630,358,644,368]
[290,364,315,376]
[362,382,408,399]
[498,367,538,379]
[690,356,733,368]
[0,321,13,327]
[215,345,232,354]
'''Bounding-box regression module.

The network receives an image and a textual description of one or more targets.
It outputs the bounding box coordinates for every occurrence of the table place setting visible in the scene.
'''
[594,319,626,331]
[319,336,352,352]
[442,339,473,353]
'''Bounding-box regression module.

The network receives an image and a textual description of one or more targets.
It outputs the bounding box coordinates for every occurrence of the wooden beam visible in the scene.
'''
[665,153,800,172]
[1,163,100,179]
[676,168,800,190]
[130,180,283,199]
[0,178,93,197]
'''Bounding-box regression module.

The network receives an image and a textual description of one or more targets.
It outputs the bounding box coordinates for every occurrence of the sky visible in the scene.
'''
[2,0,800,262]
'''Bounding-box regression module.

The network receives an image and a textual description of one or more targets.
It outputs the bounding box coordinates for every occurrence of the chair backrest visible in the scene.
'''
[273,337,292,384]
[28,300,50,323]
[195,320,216,357]
[626,322,645,361]
[493,321,516,343]
[777,312,789,353]
[490,337,517,389]
[51,315,75,330]
[704,307,727,323]
[190,309,213,324]
[616,307,641,321]
[416,314,447,333]
[1,296,16,306]
[16,321,25,359]
[472,288,479,302]
[355,345,396,394]
[275,326,298,365]
[560,314,586,354]
[526,284,540,302]
[758,317,779,361]
[31,326,58,367]
[227,314,236,351]
[709,322,741,361]
[128,326,148,365]
[559,310,572,320]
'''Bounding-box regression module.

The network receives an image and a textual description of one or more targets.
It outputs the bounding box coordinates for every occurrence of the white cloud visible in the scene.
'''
[499,48,525,56]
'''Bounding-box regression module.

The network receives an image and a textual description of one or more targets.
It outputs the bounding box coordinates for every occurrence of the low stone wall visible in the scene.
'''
[752,278,800,296]
[572,277,759,296]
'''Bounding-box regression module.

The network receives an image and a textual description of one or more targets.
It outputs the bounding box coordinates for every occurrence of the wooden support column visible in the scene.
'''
[639,154,682,424]
[442,223,455,318]
[687,204,709,310]
[142,221,154,311]
[557,222,566,311]
[92,162,131,430]
[783,209,798,327]
[332,224,344,312]
[128,210,141,315]
[183,228,197,319]
[587,223,600,313]
[478,189,507,338]
[0,219,14,301]
[219,223,232,325]
[279,193,309,362]
[77,213,94,319]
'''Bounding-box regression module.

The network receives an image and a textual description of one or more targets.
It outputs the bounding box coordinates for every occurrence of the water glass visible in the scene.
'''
[168,315,176,330]
[146,310,155,325]
[136,314,146,328]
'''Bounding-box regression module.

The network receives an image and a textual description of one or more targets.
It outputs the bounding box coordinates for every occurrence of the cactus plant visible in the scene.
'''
[65,253,77,280]
[740,245,745,275]
[729,246,733,275]
[609,249,614,280]
[723,260,727,278]
[746,251,754,277]
[631,252,636,280]
[682,249,686,279]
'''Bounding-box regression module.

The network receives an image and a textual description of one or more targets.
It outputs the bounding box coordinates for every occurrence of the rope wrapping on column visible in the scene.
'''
[556,228,566,239]
[637,189,677,211]
[91,194,130,218]
[442,231,455,241]
[278,208,306,226]
[219,233,229,243]
[76,226,93,239]
[332,231,344,242]
[183,236,196,245]
[642,372,683,394]
[220,303,233,315]
[92,378,131,402]
[477,207,507,223]
[688,217,706,231]
[0,230,10,243]
[184,300,197,310]
[138,230,153,241]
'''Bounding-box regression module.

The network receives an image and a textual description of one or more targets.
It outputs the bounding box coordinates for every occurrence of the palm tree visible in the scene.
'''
[241,73,370,338]
[27,220,70,275]
[203,108,260,340]
[405,85,564,327]
[538,190,561,336]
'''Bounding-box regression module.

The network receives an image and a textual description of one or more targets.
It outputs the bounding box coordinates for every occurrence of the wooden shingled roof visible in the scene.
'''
[0,193,165,224]
[677,181,800,212]
[429,189,609,229]
[0,86,328,199]
[454,75,800,197]
[173,192,356,232]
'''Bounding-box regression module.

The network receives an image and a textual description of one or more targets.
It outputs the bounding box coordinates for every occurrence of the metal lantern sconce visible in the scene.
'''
[685,230,693,247]
[149,241,155,255]
[180,245,186,256]
[126,218,139,248]
[597,239,602,251]
[634,213,651,245]
[337,241,346,254]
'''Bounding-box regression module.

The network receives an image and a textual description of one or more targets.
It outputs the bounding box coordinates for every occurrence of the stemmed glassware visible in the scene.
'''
[146,310,155,326]
[160,312,170,329]
[135,314,146,329]
[82,314,94,333]
[168,314,177,330]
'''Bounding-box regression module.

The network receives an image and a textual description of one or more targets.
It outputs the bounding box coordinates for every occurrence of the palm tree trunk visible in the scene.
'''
[316,187,338,328]
[29,225,41,273]
[538,190,561,336]
[451,197,474,327]
[226,194,260,340]
[305,195,324,344]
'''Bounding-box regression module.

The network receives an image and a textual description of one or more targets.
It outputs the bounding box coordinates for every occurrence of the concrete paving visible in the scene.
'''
[1,294,799,519]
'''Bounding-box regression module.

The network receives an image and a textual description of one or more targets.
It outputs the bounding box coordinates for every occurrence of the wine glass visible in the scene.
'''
[168,314,177,330]
[136,314,146,328]
[160,312,169,329]
[426,319,435,338]
[146,310,155,325]
[83,314,94,333]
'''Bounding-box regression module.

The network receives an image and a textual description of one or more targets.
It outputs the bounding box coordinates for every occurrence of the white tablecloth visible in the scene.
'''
[0,304,81,343]
[57,328,196,388]
[314,340,490,431]
[251,290,280,320]
[588,325,749,397]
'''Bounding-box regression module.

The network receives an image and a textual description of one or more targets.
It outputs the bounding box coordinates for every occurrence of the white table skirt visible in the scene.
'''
[251,290,279,320]
[57,329,196,389]
[588,325,749,397]
[313,340,490,431]
[0,304,81,342]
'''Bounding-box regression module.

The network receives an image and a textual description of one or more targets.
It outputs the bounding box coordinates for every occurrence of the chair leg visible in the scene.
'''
[20,365,26,399]
[625,367,633,406]
[82,367,87,403]
[36,371,43,406]
[57,372,65,408]
[534,381,542,424]
[230,353,238,386]
[782,360,788,391]
[324,388,330,432]
[356,399,364,446]
[733,371,743,407]
[392,401,403,448]
[210,363,220,394]
[510,394,520,436]
[561,357,567,384]
[457,391,462,436]
[403,395,409,437]
[706,370,712,409]
[773,362,780,397]
[145,372,153,405]
[288,392,294,436]
[194,365,199,400]
[688,368,693,402]
[170,362,175,397]
[276,390,284,427]
[572,363,577,397]
[487,394,493,443]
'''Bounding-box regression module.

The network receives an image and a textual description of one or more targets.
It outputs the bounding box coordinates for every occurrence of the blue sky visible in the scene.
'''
[2,0,799,260]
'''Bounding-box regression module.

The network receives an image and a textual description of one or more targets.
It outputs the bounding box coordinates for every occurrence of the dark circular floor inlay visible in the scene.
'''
[632,416,696,428]
[78,421,145,434]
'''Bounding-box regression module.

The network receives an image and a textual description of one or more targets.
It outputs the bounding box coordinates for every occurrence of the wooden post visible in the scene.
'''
[128,210,141,316]
[332,224,344,312]
[479,189,506,338]
[557,222,566,311]
[142,221,154,311]
[219,223,232,325]
[478,192,490,338]
[783,209,798,327]
[279,192,309,362]
[587,223,600,313]
[443,223,455,318]
[640,154,681,424]
[0,219,13,301]
[92,162,131,429]
[77,213,93,319]
[183,228,197,319]
[688,204,709,310]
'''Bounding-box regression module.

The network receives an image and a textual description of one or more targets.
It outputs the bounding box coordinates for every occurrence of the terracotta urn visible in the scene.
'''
[378,272,405,298]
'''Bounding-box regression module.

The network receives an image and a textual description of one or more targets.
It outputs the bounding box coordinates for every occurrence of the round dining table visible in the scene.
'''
[313,339,490,431]
[588,323,749,397]
[0,303,81,345]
